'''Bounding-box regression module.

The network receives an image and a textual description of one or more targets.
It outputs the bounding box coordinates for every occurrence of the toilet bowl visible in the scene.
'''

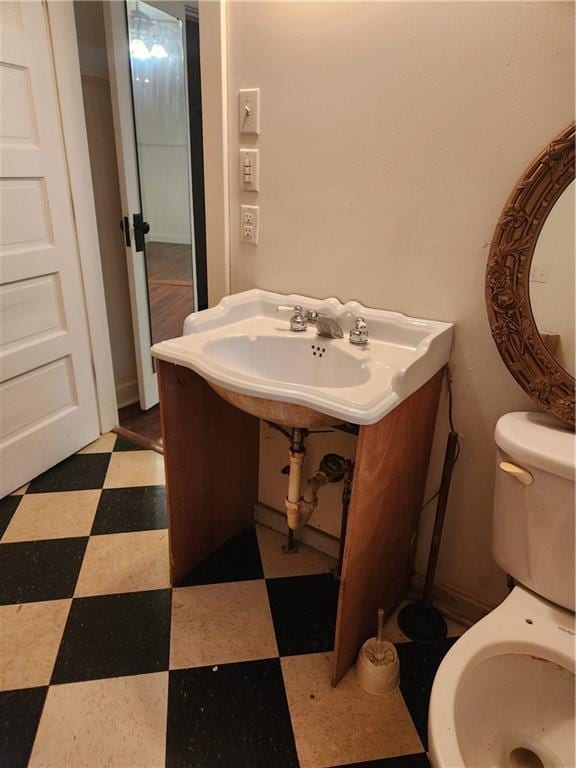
[429,412,575,768]
[429,587,575,768]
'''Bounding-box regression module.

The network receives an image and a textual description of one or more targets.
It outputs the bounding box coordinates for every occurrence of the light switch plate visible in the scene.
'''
[240,149,259,192]
[241,205,259,244]
[239,88,260,134]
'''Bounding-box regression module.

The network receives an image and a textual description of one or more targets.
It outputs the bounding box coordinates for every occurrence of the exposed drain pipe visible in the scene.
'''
[285,428,306,534]
[298,453,351,529]
[283,427,350,552]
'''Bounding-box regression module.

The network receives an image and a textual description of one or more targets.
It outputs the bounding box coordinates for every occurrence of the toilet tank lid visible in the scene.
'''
[495,411,575,481]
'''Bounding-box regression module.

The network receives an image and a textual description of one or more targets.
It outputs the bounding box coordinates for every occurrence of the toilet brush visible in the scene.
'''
[397,430,459,644]
[356,608,400,695]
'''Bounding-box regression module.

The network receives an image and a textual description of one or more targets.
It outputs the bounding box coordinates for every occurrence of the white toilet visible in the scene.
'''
[429,411,575,768]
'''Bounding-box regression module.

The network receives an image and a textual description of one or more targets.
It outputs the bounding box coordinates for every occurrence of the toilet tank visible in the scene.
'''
[493,411,575,612]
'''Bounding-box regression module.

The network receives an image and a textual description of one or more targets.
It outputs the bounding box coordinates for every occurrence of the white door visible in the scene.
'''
[0,0,100,497]
[104,0,197,410]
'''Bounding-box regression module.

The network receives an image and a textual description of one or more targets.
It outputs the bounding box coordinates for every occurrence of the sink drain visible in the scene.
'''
[509,747,545,768]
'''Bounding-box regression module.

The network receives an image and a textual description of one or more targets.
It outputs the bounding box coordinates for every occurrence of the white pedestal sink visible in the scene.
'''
[151,289,453,427]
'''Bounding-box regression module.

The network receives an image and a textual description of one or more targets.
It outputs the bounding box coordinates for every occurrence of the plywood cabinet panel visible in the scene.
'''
[332,369,444,684]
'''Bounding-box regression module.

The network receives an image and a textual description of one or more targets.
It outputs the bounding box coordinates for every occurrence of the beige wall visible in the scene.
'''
[227,1,574,610]
[74,1,138,407]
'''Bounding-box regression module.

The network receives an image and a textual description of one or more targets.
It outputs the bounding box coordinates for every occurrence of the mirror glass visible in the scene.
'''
[126,0,196,345]
[529,180,575,376]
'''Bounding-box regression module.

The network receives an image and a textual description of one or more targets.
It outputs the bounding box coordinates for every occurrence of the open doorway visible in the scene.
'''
[73,0,208,448]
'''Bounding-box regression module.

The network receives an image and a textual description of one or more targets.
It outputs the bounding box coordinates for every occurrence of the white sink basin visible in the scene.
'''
[151,289,453,426]
[203,334,370,389]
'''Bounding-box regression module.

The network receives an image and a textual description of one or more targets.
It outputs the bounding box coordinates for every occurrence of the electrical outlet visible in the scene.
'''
[241,205,259,244]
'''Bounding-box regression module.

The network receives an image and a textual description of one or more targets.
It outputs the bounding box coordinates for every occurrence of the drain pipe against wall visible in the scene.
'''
[266,422,353,559]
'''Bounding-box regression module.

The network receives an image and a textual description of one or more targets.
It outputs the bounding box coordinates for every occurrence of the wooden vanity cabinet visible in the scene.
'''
[157,360,443,685]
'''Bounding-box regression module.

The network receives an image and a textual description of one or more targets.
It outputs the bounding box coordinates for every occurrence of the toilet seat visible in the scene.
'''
[428,587,575,768]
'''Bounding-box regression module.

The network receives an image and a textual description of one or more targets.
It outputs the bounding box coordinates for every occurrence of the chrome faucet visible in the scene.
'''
[315,314,344,339]
[349,316,369,346]
[277,305,344,338]
[277,304,308,332]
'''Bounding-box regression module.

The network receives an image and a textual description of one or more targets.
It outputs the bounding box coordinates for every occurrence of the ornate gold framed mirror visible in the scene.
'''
[486,124,575,427]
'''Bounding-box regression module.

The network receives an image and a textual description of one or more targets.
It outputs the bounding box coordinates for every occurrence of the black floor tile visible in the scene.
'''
[176,525,263,587]
[91,486,167,535]
[0,538,88,605]
[52,589,172,684]
[336,753,431,767]
[113,435,146,451]
[396,638,457,749]
[0,496,21,539]
[266,573,339,656]
[0,687,47,768]
[27,454,110,493]
[166,659,298,768]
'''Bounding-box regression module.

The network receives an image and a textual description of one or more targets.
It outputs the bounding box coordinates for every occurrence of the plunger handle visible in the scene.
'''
[377,608,384,644]
[375,607,385,655]
[422,431,459,606]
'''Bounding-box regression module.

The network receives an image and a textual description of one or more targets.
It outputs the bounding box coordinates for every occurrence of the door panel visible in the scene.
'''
[0,1,99,496]
[0,275,63,348]
[0,358,76,441]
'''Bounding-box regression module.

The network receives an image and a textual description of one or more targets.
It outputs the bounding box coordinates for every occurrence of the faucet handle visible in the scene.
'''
[349,316,368,346]
[277,305,317,317]
[277,304,308,332]
[306,309,319,324]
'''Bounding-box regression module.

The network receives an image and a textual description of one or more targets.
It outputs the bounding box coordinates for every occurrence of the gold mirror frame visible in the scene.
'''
[486,124,575,427]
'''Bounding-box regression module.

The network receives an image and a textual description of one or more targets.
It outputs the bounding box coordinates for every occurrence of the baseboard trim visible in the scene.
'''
[147,234,191,245]
[254,502,340,560]
[116,380,139,409]
[409,573,494,626]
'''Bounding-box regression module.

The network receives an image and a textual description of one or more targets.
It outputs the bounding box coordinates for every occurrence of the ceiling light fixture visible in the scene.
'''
[149,42,168,59]
[130,37,150,60]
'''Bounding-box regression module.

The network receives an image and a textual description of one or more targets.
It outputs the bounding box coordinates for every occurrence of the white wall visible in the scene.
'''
[530,181,575,376]
[74,0,138,407]
[140,144,192,244]
[227,1,575,610]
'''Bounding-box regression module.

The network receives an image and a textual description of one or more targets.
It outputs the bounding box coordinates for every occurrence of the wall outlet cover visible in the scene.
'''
[241,205,259,244]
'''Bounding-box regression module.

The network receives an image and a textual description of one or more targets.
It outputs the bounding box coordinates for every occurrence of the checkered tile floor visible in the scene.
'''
[0,433,465,768]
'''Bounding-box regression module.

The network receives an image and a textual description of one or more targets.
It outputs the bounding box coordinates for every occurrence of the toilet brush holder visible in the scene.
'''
[355,609,400,696]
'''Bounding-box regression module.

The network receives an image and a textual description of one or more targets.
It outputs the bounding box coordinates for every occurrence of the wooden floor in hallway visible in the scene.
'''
[118,403,162,449]
[146,241,194,344]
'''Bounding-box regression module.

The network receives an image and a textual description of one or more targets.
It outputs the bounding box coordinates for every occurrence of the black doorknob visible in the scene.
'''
[132,213,150,251]
[135,220,150,235]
